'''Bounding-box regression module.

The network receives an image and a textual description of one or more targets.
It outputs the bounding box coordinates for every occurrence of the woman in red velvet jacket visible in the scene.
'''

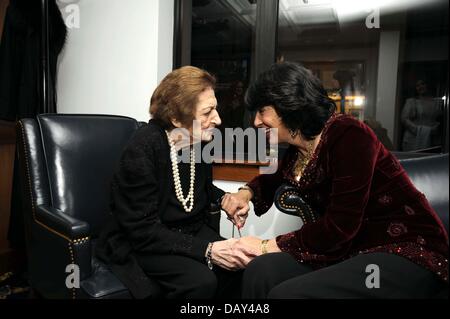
[222,62,448,298]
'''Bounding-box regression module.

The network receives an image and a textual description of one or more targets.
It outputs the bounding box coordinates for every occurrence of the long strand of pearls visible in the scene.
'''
[166,130,195,213]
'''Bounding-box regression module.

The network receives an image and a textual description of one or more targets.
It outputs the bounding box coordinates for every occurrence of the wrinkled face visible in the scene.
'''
[192,87,221,142]
[253,106,291,144]
[169,87,221,145]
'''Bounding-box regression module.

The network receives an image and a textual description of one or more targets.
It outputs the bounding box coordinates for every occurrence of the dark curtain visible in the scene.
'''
[0,0,66,120]
[0,0,66,250]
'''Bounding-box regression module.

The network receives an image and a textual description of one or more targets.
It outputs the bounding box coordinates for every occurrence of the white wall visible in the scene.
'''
[56,0,173,122]
[157,0,174,83]
[214,181,303,239]
[375,31,401,142]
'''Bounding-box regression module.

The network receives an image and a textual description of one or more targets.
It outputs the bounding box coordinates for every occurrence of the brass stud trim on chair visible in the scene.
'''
[68,242,76,299]
[18,120,90,299]
[18,121,90,243]
[73,237,90,245]
[279,191,317,224]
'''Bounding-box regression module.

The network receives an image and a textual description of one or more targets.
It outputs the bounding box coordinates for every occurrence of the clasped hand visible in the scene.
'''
[210,237,262,271]
[209,191,263,271]
[221,191,250,228]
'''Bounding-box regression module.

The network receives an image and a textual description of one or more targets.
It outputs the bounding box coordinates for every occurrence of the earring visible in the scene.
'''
[289,129,298,139]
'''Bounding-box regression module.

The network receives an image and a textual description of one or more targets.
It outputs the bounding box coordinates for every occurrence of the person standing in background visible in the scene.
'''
[401,79,443,151]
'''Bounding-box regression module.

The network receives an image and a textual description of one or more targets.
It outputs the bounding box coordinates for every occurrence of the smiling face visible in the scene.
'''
[253,106,291,144]
[192,87,221,142]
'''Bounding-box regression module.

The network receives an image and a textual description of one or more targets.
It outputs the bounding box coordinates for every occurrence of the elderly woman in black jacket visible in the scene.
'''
[96,66,255,299]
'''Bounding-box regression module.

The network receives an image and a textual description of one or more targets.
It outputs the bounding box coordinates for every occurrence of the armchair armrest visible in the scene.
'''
[30,205,92,298]
[36,205,90,240]
[274,184,319,224]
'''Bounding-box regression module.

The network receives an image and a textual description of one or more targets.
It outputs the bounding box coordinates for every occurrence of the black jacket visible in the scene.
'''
[96,119,225,298]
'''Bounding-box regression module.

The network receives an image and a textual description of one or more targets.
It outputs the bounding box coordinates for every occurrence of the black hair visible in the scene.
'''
[245,62,336,140]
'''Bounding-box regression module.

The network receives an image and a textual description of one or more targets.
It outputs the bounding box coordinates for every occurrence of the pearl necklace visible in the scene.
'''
[166,130,195,213]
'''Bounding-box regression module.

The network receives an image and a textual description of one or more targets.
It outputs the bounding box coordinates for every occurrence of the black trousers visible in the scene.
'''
[242,252,446,299]
[136,224,242,299]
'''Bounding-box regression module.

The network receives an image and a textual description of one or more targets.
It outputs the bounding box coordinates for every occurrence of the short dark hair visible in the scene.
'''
[245,62,336,140]
[150,66,216,129]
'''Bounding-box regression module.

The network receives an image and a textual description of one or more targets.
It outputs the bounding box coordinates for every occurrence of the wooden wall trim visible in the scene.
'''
[213,163,261,182]
[212,157,273,182]
[0,121,15,255]
[0,120,16,144]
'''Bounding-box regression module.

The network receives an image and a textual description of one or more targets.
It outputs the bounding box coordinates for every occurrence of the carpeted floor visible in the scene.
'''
[0,271,32,299]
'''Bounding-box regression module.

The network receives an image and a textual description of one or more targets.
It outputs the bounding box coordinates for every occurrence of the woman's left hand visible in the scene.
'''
[211,238,259,270]
[237,236,262,255]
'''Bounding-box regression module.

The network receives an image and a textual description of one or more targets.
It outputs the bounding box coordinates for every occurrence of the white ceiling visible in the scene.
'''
[192,0,447,47]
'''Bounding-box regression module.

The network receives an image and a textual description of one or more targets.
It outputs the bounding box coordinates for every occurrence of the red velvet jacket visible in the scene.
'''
[248,114,449,282]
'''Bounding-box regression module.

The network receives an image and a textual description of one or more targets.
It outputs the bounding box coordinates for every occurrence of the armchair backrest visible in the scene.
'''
[399,154,449,231]
[18,114,140,237]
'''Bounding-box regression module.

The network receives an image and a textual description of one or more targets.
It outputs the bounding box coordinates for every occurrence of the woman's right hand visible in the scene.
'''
[221,191,251,228]
[210,238,258,271]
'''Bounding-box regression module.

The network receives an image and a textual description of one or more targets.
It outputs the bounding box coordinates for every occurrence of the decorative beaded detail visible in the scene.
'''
[283,113,340,191]
[278,235,449,283]
[354,242,448,282]
[404,205,416,215]
[387,222,408,237]
[416,236,426,245]
[378,194,393,206]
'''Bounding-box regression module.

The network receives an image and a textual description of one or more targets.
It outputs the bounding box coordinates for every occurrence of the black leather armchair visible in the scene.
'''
[398,154,449,231]
[17,113,448,299]
[16,114,145,299]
